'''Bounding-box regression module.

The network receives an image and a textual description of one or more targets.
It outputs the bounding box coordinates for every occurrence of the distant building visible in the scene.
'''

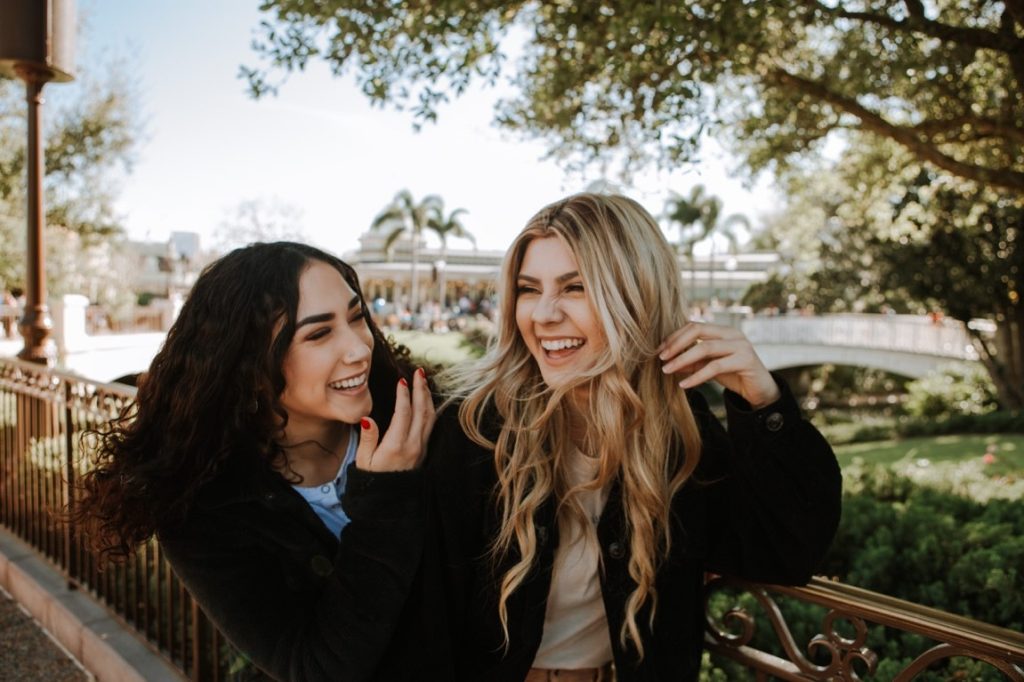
[344,230,780,307]
[126,231,208,298]
[344,232,504,308]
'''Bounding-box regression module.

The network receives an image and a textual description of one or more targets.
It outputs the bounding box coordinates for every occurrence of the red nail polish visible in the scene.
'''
[417,367,426,378]
[399,378,409,387]
[360,418,371,430]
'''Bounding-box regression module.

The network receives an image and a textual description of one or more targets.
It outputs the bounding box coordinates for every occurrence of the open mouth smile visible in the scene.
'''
[328,373,368,391]
[539,337,586,361]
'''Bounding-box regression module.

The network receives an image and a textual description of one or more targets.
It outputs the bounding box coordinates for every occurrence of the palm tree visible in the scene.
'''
[663,185,750,304]
[706,212,749,301]
[426,203,475,309]
[371,190,442,313]
[664,185,717,298]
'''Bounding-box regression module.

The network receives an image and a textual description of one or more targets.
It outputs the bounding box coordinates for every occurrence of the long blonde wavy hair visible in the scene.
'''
[441,193,703,657]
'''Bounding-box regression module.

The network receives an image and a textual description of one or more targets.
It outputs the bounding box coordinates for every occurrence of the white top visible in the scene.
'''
[292,425,359,538]
[533,450,613,669]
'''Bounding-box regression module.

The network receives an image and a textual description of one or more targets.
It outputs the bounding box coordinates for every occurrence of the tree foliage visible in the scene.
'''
[245,0,1024,190]
[745,134,1024,407]
[427,203,474,307]
[371,190,444,311]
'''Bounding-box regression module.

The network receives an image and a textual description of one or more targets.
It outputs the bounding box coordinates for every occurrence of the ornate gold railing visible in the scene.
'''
[705,575,1024,680]
[2,357,1023,680]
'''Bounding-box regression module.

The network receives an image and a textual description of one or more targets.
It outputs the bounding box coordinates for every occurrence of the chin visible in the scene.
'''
[336,400,373,425]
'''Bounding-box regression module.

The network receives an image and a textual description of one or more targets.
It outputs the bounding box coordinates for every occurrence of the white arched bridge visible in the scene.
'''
[738,313,983,378]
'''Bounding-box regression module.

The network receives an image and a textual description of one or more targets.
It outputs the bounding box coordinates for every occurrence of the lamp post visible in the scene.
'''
[0,0,76,365]
[435,259,447,312]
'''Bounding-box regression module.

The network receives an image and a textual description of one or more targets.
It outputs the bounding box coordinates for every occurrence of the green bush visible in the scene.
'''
[905,363,998,418]
[898,410,1024,438]
[819,410,1024,445]
[707,466,1023,680]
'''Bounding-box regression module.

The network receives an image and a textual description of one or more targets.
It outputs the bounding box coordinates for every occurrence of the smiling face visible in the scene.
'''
[278,260,374,439]
[514,236,607,391]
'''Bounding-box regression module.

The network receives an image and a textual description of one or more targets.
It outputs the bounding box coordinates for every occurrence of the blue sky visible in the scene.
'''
[77,0,779,256]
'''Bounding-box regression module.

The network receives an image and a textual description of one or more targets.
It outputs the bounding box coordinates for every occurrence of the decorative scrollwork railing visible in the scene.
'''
[705,575,1024,681]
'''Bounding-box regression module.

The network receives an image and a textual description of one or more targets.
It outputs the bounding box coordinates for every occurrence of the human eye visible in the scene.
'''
[516,283,539,295]
[306,327,331,341]
[565,282,585,294]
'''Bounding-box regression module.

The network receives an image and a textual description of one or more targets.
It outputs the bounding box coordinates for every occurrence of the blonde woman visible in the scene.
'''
[430,193,841,682]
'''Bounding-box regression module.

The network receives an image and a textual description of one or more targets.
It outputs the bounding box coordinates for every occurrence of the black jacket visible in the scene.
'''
[157,379,839,682]
[425,380,842,682]
[157,456,457,681]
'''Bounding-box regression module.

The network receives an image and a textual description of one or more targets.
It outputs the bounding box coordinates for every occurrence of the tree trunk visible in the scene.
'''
[967,305,1024,410]
[410,232,420,315]
[438,241,446,307]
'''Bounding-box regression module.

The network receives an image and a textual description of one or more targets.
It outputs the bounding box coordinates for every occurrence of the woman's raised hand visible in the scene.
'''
[658,322,781,409]
[355,368,436,472]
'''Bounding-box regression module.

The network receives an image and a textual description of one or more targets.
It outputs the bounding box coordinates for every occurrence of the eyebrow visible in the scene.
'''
[517,271,580,284]
[295,295,361,328]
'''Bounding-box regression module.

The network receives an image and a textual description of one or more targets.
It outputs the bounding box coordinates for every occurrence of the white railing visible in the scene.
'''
[742,314,980,361]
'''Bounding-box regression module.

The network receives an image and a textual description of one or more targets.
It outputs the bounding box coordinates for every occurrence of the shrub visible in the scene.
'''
[707,467,1023,680]
[905,363,998,418]
[898,410,1024,438]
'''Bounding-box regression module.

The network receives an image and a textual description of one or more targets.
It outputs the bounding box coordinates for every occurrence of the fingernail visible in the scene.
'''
[399,378,409,387]
[417,367,426,378]
[360,418,371,430]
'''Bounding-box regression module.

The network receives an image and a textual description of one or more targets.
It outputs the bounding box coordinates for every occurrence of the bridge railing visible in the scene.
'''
[742,314,980,361]
[1,357,1022,680]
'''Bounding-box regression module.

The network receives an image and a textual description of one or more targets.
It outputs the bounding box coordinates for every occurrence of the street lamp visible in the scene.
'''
[0,0,76,365]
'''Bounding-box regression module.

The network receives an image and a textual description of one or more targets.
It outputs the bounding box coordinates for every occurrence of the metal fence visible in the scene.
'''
[1,357,1022,680]
[704,576,1024,680]
[0,357,233,680]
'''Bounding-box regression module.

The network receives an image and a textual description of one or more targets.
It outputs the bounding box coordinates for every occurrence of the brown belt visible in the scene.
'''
[524,662,614,682]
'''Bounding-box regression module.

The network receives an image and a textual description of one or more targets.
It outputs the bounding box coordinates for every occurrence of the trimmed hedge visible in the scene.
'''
[825,410,1024,445]
[705,465,1023,680]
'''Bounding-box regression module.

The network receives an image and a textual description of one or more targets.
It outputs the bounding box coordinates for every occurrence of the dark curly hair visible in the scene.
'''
[73,242,413,560]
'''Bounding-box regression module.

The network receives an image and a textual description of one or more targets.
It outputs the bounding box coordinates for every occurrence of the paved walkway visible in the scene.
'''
[0,529,184,682]
[0,586,91,681]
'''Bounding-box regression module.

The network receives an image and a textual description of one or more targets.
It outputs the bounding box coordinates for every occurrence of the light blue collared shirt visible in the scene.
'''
[291,425,359,537]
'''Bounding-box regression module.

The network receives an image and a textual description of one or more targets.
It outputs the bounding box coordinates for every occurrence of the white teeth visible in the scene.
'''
[329,373,367,390]
[540,338,584,351]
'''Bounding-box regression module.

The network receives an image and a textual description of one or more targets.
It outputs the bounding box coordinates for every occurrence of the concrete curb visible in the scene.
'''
[0,528,185,682]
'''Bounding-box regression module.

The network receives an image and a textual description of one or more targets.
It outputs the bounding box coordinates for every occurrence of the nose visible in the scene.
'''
[340,328,372,364]
[531,292,564,324]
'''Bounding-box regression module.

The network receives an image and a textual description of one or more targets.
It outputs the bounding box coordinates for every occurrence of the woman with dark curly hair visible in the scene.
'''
[73,242,436,681]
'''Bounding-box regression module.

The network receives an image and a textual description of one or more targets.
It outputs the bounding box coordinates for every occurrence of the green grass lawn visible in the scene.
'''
[835,434,1024,501]
[835,433,1024,474]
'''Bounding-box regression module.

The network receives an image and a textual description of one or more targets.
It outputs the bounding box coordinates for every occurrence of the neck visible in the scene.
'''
[275,420,352,486]
[566,402,590,450]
